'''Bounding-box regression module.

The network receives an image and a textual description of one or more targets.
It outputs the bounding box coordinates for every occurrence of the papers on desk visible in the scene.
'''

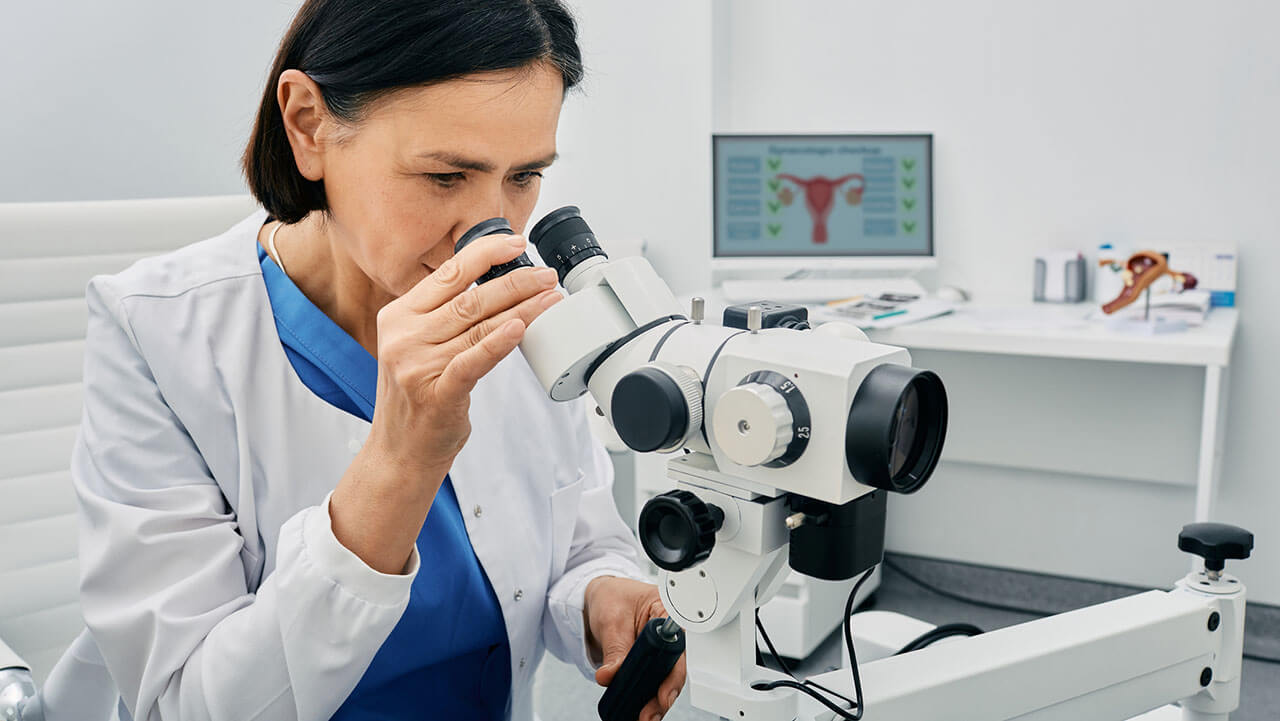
[813,292,956,329]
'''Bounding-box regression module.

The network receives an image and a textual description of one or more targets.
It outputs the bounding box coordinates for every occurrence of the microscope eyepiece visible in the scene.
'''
[528,205,608,285]
[454,217,534,284]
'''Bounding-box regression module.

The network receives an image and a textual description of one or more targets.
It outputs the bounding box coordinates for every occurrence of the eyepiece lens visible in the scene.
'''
[455,217,513,253]
[454,217,533,284]
[528,205,608,284]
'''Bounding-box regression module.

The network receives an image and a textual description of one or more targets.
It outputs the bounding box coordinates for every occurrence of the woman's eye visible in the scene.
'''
[426,172,465,188]
[511,171,544,187]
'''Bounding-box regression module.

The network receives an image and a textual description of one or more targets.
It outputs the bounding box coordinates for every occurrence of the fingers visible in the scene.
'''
[657,653,687,716]
[633,652,685,721]
[593,634,638,689]
[646,599,684,718]
[435,288,561,363]
[401,232,532,314]
[434,318,526,404]
[431,284,561,403]
[421,266,559,344]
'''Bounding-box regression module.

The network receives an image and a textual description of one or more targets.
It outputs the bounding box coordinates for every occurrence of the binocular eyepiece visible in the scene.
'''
[454,205,608,286]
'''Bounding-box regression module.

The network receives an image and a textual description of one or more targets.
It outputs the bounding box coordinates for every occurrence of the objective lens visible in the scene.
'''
[528,205,608,285]
[846,365,947,494]
[454,217,534,284]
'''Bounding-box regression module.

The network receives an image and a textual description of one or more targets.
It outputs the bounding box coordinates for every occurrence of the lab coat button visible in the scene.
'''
[514,589,524,601]
[473,505,483,518]
[519,657,526,669]
[347,438,361,454]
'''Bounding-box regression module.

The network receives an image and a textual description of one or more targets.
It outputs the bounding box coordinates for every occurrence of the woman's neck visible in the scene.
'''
[261,215,391,357]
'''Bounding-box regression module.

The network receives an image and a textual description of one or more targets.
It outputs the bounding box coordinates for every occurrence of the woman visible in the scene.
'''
[48,1,685,719]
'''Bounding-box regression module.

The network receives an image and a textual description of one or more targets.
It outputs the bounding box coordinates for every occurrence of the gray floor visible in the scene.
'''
[532,554,1279,720]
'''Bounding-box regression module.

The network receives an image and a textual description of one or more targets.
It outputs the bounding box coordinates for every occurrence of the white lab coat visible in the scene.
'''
[40,209,646,721]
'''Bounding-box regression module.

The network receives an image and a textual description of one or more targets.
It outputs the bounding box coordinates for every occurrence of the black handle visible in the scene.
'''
[597,618,685,721]
[1178,522,1254,571]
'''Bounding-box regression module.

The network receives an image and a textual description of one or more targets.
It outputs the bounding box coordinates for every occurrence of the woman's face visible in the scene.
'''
[310,63,565,298]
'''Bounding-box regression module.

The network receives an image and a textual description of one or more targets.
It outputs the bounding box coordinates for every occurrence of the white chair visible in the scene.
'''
[0,195,260,718]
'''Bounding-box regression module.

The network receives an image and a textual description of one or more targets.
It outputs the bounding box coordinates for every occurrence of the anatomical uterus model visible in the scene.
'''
[777,173,865,244]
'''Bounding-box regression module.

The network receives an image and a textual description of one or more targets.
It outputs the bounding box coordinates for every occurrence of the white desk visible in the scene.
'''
[689,293,1239,524]
[863,304,1238,523]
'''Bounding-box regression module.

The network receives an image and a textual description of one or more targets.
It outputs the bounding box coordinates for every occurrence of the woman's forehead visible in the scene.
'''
[373,64,563,123]
[362,64,564,155]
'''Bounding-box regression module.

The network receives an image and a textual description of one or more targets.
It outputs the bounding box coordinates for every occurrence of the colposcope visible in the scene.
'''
[456,208,1253,721]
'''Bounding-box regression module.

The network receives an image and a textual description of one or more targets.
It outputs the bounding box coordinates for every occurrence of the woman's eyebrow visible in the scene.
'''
[416,151,558,173]
[513,152,558,171]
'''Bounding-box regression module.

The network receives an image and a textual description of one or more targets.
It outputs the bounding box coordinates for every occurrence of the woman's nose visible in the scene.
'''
[452,213,511,249]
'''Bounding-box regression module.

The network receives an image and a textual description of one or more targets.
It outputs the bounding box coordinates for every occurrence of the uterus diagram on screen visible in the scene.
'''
[775,173,866,244]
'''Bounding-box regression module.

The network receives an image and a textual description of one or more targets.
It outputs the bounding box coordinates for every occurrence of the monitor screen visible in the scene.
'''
[713,134,933,259]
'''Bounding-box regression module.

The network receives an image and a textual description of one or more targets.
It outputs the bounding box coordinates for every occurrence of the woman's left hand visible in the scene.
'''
[585,576,687,721]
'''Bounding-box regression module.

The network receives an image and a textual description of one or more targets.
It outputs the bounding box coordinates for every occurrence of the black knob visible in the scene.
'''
[638,490,724,572]
[611,367,692,453]
[1178,523,1254,572]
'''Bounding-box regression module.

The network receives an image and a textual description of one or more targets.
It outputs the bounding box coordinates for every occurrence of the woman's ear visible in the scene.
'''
[277,69,330,182]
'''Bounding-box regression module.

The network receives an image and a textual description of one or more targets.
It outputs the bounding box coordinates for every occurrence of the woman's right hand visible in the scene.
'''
[331,232,562,573]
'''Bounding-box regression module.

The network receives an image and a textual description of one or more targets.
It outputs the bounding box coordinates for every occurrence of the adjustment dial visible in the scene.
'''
[712,371,811,468]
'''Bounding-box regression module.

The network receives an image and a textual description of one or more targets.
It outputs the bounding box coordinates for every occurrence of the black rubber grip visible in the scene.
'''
[454,217,534,284]
[597,618,685,721]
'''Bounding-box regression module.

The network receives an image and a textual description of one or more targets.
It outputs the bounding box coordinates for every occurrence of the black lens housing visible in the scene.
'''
[528,205,608,285]
[454,217,534,284]
[845,364,947,494]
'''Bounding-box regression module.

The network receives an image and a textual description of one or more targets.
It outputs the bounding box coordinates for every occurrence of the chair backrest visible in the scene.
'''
[0,195,259,683]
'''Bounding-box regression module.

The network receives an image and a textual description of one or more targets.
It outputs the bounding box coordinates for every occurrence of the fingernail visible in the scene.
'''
[668,688,679,706]
[535,267,557,283]
[507,235,527,248]
[540,290,562,308]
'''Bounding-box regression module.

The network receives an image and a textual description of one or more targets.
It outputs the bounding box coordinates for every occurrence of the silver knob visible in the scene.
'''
[747,305,763,333]
[712,382,794,466]
[691,297,705,324]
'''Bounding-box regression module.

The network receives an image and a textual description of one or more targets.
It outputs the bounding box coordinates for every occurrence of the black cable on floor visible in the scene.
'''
[894,622,984,655]
[883,556,1280,666]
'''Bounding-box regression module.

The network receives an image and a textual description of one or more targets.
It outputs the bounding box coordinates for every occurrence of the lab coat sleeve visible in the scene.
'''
[542,400,650,678]
[72,277,417,721]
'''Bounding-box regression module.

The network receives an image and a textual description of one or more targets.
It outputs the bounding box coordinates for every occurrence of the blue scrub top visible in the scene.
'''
[258,244,512,720]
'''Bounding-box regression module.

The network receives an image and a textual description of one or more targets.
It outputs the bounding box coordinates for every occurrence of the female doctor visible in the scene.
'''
[50,1,685,719]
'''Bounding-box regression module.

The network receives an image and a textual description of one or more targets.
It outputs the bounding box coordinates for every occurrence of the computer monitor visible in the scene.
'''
[712,133,934,274]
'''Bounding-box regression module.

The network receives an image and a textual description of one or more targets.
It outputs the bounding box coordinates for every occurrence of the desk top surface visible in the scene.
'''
[688,291,1239,367]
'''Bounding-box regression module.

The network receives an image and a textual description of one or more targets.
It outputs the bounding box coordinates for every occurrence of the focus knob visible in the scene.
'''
[611,363,703,453]
[638,490,725,572]
[713,383,794,467]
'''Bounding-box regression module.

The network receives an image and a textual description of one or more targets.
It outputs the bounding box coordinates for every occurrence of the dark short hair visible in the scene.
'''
[243,0,584,224]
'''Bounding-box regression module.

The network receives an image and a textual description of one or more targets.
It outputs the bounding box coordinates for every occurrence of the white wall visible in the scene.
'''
[1,1,300,201]
[533,2,714,295]
[716,0,1280,602]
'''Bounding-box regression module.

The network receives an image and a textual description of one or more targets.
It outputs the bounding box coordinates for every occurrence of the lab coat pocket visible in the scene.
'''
[548,471,585,578]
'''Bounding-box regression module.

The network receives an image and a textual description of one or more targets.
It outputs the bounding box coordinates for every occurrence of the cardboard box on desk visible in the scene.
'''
[1168,244,1238,307]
